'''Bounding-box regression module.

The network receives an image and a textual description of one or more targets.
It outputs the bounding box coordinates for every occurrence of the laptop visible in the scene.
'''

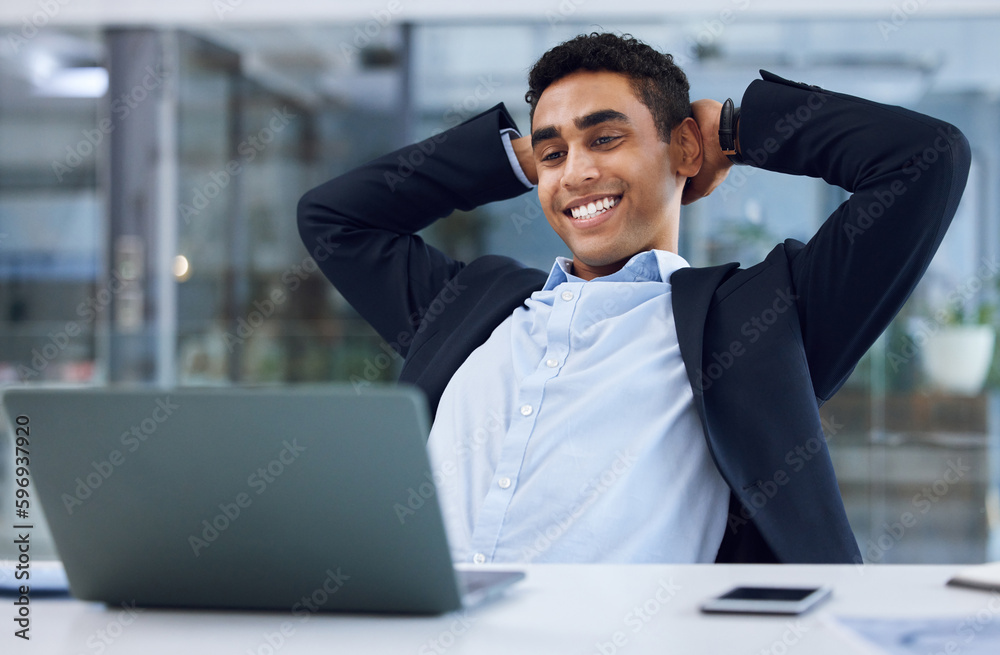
[1,384,523,614]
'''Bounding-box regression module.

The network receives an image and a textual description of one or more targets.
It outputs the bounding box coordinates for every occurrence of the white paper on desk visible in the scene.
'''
[828,615,1000,655]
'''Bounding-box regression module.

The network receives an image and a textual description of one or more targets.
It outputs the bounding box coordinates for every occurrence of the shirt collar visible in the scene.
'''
[541,249,691,290]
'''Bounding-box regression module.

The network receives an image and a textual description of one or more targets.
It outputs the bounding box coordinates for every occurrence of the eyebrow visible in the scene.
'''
[531,109,631,148]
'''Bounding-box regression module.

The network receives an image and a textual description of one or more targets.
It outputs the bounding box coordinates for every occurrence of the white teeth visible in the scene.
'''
[570,196,618,220]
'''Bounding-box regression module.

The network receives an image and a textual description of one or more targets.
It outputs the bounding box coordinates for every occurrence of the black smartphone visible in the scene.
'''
[700,585,832,615]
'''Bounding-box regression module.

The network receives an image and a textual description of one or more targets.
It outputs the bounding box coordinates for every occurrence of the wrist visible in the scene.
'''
[511,134,538,185]
[719,98,745,165]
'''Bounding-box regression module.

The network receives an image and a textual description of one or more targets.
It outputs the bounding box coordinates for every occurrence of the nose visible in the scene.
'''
[561,145,599,189]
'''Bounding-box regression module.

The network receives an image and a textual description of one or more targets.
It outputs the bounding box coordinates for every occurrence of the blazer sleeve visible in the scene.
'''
[297,103,532,355]
[736,71,971,401]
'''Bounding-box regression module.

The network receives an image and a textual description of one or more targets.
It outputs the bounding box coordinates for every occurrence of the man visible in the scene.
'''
[298,33,970,564]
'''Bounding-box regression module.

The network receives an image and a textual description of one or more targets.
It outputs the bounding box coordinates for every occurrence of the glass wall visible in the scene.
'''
[1,16,998,564]
[0,29,104,386]
[172,29,409,386]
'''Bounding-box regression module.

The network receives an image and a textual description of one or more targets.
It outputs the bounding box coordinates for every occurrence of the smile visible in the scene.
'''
[566,195,620,220]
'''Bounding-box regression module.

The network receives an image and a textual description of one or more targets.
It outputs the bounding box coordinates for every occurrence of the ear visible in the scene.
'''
[671,116,703,179]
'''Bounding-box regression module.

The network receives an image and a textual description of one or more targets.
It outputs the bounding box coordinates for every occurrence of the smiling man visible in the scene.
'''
[524,68,702,278]
[298,33,970,564]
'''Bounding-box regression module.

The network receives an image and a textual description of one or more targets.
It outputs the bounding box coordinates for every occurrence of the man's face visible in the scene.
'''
[531,70,696,280]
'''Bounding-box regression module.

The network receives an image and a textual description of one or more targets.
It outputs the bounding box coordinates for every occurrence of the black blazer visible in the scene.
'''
[298,71,970,564]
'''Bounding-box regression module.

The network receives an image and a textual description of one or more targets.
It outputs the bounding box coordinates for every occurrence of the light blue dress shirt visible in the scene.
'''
[426,250,730,564]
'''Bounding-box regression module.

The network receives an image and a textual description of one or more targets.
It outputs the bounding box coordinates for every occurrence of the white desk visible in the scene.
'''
[6,564,994,654]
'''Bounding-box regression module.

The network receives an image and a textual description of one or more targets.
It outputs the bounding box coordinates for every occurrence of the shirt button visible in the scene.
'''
[473,553,486,564]
[561,290,574,301]
[546,358,559,368]
[498,477,511,489]
[520,404,533,416]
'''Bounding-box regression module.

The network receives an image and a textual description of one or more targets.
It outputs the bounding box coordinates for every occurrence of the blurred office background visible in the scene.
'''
[1,1,1000,563]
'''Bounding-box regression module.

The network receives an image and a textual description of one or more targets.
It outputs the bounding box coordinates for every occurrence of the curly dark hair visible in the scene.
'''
[525,32,691,143]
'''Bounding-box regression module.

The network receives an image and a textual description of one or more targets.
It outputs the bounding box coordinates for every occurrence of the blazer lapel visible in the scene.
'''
[669,263,739,419]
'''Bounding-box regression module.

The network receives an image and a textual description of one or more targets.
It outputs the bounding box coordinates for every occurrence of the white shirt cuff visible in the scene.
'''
[500,128,535,189]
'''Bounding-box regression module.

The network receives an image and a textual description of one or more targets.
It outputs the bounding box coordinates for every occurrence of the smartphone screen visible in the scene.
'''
[700,585,832,615]
[719,587,820,601]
